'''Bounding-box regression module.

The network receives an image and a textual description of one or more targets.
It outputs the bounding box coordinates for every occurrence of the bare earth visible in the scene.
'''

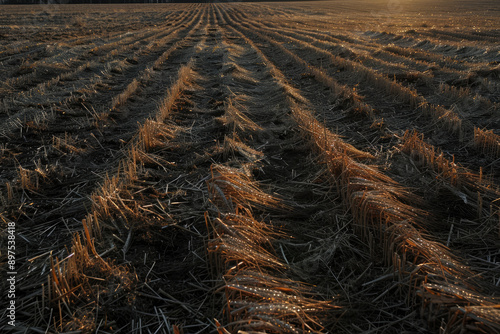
[1,1,500,333]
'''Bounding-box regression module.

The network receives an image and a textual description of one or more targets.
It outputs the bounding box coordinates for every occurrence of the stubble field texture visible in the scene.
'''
[0,0,500,333]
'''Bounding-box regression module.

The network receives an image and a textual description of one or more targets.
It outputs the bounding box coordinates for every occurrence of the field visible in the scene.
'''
[1,0,500,333]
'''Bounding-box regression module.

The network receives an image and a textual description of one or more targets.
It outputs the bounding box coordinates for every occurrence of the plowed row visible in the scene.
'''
[1,1,499,333]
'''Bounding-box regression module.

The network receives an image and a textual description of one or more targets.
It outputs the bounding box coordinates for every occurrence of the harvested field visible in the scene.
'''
[1,0,500,333]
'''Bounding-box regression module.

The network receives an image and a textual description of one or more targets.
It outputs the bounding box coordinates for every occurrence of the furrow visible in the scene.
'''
[220,8,499,332]
[228,8,500,171]
[0,8,191,98]
[0,8,204,139]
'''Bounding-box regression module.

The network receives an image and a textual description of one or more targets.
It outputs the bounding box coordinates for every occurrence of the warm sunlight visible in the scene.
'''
[1,0,499,333]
